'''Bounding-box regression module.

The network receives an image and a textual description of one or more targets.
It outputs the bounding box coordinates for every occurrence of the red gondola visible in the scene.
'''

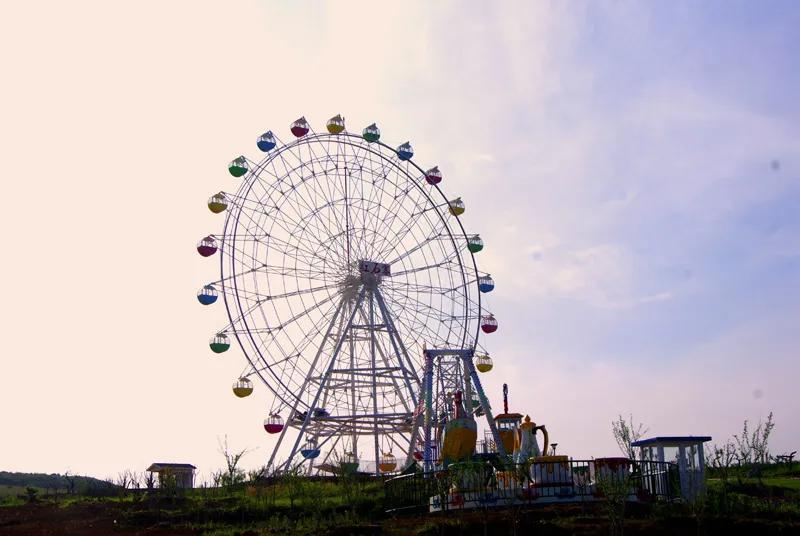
[263,414,284,434]
[481,314,498,333]
[425,166,442,185]
[290,116,309,138]
[197,236,217,257]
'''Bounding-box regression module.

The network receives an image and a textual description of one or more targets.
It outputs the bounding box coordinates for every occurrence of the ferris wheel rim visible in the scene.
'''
[216,128,486,415]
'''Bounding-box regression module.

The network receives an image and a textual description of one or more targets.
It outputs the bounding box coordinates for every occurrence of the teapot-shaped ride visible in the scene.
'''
[514,415,549,463]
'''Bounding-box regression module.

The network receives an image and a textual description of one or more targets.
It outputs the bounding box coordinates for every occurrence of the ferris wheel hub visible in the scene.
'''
[339,273,361,301]
[356,259,391,289]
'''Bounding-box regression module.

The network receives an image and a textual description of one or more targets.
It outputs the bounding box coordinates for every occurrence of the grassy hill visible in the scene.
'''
[0,471,114,496]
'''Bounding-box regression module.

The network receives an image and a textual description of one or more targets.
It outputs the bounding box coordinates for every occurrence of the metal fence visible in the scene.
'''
[385,459,679,513]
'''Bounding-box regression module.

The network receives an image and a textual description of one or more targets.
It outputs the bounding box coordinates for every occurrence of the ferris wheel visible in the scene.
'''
[197,114,499,474]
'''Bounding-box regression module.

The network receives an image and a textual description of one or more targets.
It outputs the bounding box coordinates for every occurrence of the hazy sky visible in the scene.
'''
[1,1,798,480]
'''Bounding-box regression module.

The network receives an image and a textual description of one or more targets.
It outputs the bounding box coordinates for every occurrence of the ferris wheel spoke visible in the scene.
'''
[218,192,277,214]
[249,200,340,267]
[387,304,456,341]
[250,224,341,277]
[381,279,461,295]
[351,140,422,264]
[384,231,448,266]
[351,153,393,259]
[370,155,443,258]
[374,186,453,263]
[264,147,351,265]
[385,271,481,297]
[216,297,276,335]
[365,183,418,258]
[313,171,350,264]
[268,182,348,261]
[260,307,340,397]
[376,215,441,267]
[371,191,425,262]
[249,282,342,303]
[217,262,334,287]
[272,291,343,331]
[391,259,454,278]
[238,159,350,269]
[385,286,469,334]
[380,288,456,326]
[300,137,356,241]
[227,199,329,269]
[328,140,418,263]
[225,240,334,285]
[262,299,344,404]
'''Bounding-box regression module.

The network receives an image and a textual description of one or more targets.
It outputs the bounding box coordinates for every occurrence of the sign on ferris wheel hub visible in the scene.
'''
[196,114,500,475]
[358,260,391,277]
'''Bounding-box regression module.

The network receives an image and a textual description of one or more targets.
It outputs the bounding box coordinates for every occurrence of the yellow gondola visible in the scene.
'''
[379,452,397,473]
[232,377,253,397]
[476,354,493,373]
[326,114,345,134]
[208,192,227,214]
[448,197,465,216]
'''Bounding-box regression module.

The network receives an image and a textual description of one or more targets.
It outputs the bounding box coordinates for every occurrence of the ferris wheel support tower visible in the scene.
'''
[266,267,424,475]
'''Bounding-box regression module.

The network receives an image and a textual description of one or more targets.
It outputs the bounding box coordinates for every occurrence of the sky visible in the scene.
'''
[0,1,798,480]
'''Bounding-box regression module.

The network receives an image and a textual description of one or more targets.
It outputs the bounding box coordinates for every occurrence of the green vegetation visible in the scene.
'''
[2,465,798,534]
[1,414,796,534]
[0,471,113,495]
[0,471,117,507]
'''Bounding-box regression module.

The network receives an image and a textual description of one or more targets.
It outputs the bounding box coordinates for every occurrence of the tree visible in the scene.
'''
[705,439,737,483]
[247,465,268,484]
[218,435,252,487]
[281,466,306,511]
[733,411,774,465]
[612,414,649,460]
[63,471,77,495]
[25,487,38,503]
[596,471,632,536]
[115,471,131,490]
[143,471,156,490]
[131,471,143,490]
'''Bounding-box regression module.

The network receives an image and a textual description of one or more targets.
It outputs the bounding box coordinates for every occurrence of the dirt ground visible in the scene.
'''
[0,503,198,535]
[3,501,799,535]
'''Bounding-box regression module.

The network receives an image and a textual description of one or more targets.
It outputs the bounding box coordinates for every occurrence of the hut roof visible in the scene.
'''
[147,462,196,472]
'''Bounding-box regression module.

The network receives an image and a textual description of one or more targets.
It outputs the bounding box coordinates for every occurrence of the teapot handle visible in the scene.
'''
[536,425,550,456]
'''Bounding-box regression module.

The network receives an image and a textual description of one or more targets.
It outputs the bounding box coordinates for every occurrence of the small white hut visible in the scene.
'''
[146,462,196,489]
[631,436,711,501]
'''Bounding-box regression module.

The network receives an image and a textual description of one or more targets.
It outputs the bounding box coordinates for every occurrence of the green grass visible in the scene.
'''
[0,485,49,500]
[765,478,800,490]
[708,477,800,491]
[0,485,29,498]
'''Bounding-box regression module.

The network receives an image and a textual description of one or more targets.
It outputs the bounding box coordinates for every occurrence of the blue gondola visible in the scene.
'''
[257,131,276,152]
[478,275,494,293]
[301,448,321,459]
[301,440,321,459]
[197,285,219,305]
[397,141,414,161]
